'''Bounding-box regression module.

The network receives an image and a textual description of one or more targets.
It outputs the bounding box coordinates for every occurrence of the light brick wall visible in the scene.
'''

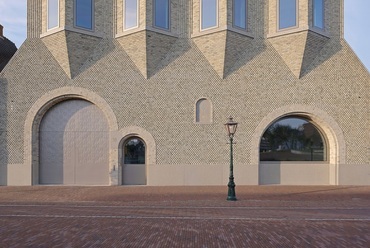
[0,0,368,185]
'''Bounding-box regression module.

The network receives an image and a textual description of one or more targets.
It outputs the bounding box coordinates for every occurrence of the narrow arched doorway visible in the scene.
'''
[122,137,147,185]
[259,116,329,185]
[39,99,109,185]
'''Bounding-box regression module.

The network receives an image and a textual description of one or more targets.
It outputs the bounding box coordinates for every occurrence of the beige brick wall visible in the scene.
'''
[1,0,368,186]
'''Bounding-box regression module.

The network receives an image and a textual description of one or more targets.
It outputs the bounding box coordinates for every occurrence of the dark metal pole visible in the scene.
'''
[227,135,237,201]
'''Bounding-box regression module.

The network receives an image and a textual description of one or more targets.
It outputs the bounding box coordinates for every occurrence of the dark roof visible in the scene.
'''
[0,36,17,72]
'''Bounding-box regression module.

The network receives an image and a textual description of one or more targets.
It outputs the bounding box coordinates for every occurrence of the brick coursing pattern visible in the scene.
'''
[0,0,369,185]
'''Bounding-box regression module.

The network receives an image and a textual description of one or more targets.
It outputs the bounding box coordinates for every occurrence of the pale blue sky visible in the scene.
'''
[0,0,369,71]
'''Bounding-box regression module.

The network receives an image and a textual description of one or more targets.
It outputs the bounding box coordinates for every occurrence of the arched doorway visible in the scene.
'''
[122,137,147,185]
[39,99,109,185]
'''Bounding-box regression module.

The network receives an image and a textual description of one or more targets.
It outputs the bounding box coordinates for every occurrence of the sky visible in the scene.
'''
[0,0,369,72]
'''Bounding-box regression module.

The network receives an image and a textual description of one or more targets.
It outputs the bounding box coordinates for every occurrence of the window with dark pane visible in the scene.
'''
[260,117,326,161]
[124,138,146,164]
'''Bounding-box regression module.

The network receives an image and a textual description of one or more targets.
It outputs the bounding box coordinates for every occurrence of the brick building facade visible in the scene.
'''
[0,0,369,186]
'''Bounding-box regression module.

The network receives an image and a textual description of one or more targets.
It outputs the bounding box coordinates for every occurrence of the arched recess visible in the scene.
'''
[250,105,345,185]
[115,126,156,185]
[195,97,213,124]
[24,87,118,185]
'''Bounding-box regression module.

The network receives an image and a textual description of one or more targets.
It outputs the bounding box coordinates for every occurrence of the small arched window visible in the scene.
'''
[124,137,146,164]
[260,117,326,161]
[195,98,212,124]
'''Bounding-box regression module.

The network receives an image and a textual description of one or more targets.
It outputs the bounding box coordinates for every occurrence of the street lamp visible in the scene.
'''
[224,116,238,201]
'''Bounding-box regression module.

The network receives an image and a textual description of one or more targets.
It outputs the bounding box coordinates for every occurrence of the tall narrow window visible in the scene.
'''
[75,0,93,30]
[154,0,170,30]
[201,0,218,30]
[233,0,247,30]
[313,0,324,29]
[278,0,297,30]
[124,0,138,30]
[47,0,59,30]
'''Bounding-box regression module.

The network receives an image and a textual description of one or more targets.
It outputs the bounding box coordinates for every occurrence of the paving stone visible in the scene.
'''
[0,186,369,247]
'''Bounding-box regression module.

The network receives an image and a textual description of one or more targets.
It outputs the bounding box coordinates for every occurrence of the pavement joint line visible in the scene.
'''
[1,214,370,222]
[0,204,369,210]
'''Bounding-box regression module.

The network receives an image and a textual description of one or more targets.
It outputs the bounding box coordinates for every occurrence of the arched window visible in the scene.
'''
[195,98,212,123]
[260,117,326,161]
[75,0,94,30]
[47,0,59,30]
[124,137,146,164]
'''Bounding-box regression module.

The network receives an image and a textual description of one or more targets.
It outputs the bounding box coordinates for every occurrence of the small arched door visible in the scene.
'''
[122,137,147,185]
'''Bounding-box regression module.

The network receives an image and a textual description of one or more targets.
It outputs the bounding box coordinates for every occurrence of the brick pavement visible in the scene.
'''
[0,186,369,247]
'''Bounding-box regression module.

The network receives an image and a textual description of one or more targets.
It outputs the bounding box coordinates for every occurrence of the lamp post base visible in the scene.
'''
[227,180,237,201]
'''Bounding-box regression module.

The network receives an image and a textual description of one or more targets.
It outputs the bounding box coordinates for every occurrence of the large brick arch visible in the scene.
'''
[250,105,346,185]
[24,87,118,185]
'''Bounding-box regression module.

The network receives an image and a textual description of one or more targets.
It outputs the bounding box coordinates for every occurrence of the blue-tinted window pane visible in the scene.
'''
[313,0,324,29]
[48,0,59,30]
[233,0,246,29]
[201,0,217,30]
[154,0,169,30]
[125,0,138,29]
[76,0,93,30]
[279,0,297,29]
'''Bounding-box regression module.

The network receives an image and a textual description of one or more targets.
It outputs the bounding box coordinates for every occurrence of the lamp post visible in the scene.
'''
[225,116,238,201]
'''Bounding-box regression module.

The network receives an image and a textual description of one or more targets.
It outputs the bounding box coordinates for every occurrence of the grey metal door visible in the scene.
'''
[39,100,109,185]
[122,138,147,185]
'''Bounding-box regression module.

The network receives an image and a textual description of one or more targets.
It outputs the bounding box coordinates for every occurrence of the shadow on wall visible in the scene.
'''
[149,38,192,79]
[224,2,267,78]
[300,40,343,78]
[0,77,8,185]
[74,38,117,79]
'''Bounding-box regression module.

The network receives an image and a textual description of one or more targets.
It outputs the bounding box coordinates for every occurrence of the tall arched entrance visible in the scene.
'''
[39,99,109,185]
